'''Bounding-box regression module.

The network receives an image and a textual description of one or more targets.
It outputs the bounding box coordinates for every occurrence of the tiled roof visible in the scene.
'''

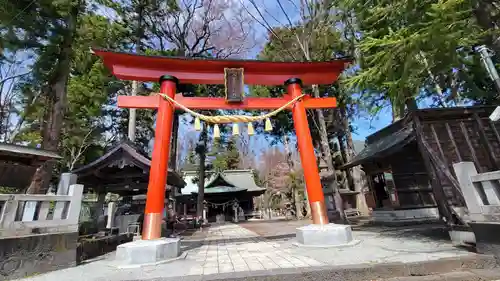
[180,169,265,195]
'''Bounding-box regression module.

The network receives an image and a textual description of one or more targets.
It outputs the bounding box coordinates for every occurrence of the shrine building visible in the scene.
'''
[177,170,265,223]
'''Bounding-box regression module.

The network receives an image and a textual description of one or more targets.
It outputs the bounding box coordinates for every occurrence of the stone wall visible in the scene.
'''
[77,233,133,264]
[0,232,77,280]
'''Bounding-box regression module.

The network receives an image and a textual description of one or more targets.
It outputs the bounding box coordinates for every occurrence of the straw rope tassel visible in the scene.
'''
[213,124,220,139]
[247,122,255,136]
[265,118,272,131]
[156,92,304,124]
[232,123,240,136]
[194,117,201,131]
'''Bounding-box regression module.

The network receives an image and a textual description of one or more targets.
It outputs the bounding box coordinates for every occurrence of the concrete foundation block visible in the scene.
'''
[296,223,358,247]
[114,238,181,266]
[448,230,476,246]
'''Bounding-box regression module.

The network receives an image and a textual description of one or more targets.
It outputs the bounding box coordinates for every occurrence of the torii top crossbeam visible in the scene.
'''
[93,49,350,85]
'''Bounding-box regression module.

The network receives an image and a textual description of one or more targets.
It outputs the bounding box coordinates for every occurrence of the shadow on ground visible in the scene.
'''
[368,225,451,241]
[181,233,296,251]
[181,220,462,252]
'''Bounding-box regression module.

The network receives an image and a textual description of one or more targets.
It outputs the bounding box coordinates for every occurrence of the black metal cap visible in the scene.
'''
[159,75,179,84]
[284,78,303,86]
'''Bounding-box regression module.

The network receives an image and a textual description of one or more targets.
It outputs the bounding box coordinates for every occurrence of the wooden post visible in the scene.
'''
[286,78,328,225]
[142,75,177,240]
[474,113,499,170]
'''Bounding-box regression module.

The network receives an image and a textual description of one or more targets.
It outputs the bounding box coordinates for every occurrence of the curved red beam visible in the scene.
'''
[93,49,351,86]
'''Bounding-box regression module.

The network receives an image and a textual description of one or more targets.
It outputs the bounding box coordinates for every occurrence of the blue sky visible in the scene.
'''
[351,108,392,140]
[239,0,393,141]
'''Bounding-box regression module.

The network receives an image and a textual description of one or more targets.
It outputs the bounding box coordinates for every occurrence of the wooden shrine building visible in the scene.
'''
[177,170,265,223]
[341,106,500,224]
[72,141,186,233]
[72,141,185,196]
[0,143,61,191]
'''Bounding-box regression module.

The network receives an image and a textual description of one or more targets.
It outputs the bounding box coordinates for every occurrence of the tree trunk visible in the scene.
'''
[293,186,303,219]
[312,85,346,222]
[304,188,311,218]
[405,97,418,111]
[196,124,207,218]
[283,135,299,218]
[337,134,351,190]
[169,112,179,171]
[128,81,139,142]
[403,88,419,112]
[26,2,81,194]
[472,1,500,52]
[391,98,405,122]
[391,101,399,122]
[344,124,369,215]
[419,51,448,108]
[127,1,145,142]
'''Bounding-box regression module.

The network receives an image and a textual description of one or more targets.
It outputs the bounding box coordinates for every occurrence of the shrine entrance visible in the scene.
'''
[94,49,350,240]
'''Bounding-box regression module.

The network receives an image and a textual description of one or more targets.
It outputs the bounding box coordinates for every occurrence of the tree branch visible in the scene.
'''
[66,128,95,170]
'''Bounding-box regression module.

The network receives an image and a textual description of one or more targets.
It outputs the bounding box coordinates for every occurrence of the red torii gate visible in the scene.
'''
[94,49,350,240]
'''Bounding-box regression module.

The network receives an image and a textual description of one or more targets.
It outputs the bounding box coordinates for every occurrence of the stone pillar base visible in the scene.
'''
[295,223,359,247]
[448,227,476,246]
[114,238,181,267]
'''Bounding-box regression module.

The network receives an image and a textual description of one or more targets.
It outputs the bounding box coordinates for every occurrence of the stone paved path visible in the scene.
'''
[18,223,483,281]
[185,224,322,275]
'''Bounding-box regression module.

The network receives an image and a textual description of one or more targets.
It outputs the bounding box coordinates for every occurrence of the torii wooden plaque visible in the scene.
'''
[224,68,244,103]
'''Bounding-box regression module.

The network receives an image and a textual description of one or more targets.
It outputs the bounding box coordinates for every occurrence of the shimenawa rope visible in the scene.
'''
[154,92,305,124]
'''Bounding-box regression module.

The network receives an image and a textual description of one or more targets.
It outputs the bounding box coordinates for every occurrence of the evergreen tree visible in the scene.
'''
[1,0,87,193]
[341,0,484,117]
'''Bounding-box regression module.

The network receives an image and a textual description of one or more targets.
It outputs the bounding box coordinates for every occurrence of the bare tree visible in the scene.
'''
[256,144,306,219]
[0,51,32,142]
[62,127,116,171]
[64,128,94,171]
[283,135,304,219]
[241,0,347,221]
[237,133,256,169]
[144,0,258,58]
[143,0,259,216]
